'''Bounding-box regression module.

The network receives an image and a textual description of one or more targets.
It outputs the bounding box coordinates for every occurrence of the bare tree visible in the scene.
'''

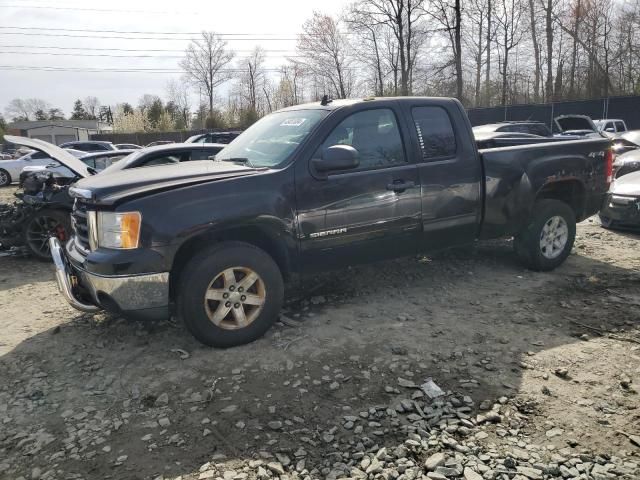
[495,0,524,105]
[4,98,51,121]
[5,99,31,121]
[180,31,235,118]
[83,96,100,120]
[350,0,426,96]
[242,47,266,113]
[528,0,542,101]
[428,0,464,100]
[466,0,490,105]
[297,12,353,99]
[166,78,192,129]
[346,6,386,96]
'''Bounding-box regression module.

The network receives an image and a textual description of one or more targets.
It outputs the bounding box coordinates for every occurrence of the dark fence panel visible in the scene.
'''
[606,96,640,130]
[466,95,640,129]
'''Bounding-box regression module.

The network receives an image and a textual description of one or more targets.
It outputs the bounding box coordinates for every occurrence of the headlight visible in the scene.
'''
[92,211,141,249]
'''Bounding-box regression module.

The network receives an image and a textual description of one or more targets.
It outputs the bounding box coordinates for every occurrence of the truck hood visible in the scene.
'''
[4,135,92,178]
[72,160,260,205]
[610,170,640,196]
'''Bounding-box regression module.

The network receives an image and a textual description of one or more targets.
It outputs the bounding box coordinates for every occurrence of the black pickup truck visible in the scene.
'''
[43,97,612,347]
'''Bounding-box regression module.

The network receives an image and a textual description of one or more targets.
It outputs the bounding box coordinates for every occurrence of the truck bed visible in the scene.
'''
[478,138,611,239]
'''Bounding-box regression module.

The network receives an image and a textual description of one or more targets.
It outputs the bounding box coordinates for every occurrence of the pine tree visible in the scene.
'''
[70,99,88,120]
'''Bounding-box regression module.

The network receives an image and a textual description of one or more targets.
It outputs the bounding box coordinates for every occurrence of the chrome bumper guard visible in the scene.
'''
[49,237,101,313]
[49,237,170,314]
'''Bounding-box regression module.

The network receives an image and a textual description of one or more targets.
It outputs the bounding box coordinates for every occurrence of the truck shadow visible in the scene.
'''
[1,239,639,479]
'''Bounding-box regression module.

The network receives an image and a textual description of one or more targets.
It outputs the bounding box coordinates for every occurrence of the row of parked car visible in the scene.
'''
[0,132,241,187]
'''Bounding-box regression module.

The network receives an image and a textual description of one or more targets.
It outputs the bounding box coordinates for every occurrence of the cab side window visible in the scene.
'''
[317,108,406,171]
[411,106,457,160]
[615,121,626,132]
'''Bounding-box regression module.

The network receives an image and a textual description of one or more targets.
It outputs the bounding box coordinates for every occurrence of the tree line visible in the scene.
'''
[3,0,640,133]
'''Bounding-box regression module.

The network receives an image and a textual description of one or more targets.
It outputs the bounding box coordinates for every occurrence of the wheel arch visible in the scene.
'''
[169,223,293,302]
[535,179,587,221]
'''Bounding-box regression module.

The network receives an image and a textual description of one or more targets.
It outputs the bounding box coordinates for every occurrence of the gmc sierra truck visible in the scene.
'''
[22,97,612,347]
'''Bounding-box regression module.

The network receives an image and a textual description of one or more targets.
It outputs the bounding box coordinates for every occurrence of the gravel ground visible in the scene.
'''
[1,185,639,480]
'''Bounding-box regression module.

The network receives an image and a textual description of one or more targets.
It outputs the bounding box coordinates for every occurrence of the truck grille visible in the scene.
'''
[71,200,91,252]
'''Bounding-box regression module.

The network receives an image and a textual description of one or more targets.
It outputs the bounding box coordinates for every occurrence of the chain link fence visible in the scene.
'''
[467,95,640,129]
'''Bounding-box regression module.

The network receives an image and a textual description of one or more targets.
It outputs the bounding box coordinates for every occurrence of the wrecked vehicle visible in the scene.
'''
[599,170,640,230]
[46,97,613,348]
[0,152,90,260]
[1,147,133,259]
[2,137,228,259]
[553,115,604,138]
[611,149,640,178]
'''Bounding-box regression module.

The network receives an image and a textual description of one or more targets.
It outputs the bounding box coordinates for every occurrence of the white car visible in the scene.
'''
[0,149,85,186]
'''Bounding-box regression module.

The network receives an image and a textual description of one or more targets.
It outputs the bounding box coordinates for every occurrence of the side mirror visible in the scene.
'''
[312,145,359,173]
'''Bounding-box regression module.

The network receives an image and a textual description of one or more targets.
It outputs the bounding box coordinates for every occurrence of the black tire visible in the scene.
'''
[178,242,284,348]
[514,199,576,271]
[23,209,71,261]
[0,169,11,187]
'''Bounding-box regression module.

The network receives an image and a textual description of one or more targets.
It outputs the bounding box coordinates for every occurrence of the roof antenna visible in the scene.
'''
[320,94,332,106]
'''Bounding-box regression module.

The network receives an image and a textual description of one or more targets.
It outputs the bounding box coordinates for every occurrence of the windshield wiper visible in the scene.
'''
[218,157,255,168]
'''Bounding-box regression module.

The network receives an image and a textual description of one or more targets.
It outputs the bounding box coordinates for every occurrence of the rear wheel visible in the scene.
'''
[23,209,71,261]
[0,169,11,187]
[178,242,284,348]
[514,199,576,271]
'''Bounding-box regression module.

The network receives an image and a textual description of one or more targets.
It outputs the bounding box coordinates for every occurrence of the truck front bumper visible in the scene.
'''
[50,237,170,320]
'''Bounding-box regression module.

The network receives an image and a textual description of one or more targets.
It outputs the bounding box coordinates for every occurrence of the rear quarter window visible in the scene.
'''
[411,106,457,160]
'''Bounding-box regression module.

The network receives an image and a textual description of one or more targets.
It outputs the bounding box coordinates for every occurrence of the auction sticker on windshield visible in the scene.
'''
[280,118,307,127]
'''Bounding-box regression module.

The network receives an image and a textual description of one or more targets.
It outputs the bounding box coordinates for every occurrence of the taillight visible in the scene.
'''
[605,149,614,185]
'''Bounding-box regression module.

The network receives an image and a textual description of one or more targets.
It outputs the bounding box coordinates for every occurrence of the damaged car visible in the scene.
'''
[599,170,640,230]
[0,141,96,259]
[1,137,227,259]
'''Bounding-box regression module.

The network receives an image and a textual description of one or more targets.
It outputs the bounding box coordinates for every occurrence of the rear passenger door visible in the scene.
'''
[400,101,482,251]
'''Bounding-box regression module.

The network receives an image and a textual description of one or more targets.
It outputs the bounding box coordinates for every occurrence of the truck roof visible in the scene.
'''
[277,96,458,112]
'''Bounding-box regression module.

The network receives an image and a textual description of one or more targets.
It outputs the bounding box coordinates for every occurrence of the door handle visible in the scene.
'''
[386,180,415,192]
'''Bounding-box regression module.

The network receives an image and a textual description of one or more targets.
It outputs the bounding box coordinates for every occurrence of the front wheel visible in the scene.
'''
[514,199,576,271]
[23,209,71,261]
[178,242,284,348]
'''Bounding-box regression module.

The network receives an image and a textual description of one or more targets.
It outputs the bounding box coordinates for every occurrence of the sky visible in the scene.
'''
[0,0,347,118]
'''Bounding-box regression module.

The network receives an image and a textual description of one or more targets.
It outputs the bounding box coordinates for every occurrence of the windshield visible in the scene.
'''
[216,109,328,168]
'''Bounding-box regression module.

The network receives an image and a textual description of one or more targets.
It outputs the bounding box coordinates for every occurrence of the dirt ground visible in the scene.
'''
[1,184,639,480]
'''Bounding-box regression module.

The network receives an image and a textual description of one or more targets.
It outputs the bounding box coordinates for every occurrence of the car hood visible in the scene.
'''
[554,115,598,133]
[610,170,640,196]
[72,160,261,205]
[4,135,92,178]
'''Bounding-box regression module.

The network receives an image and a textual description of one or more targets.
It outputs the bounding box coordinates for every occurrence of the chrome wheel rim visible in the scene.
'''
[204,266,266,330]
[539,215,568,259]
[0,171,8,185]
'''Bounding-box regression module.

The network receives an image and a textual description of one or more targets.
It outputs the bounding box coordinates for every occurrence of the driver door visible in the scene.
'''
[295,105,422,271]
